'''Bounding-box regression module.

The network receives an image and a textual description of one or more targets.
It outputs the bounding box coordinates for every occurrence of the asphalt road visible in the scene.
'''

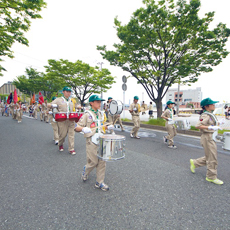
[1,114,230,230]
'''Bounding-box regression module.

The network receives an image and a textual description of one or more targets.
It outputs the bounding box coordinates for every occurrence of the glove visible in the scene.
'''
[82,127,92,134]
[167,118,173,121]
[107,125,114,130]
[133,108,137,111]
[219,118,225,125]
[52,104,58,108]
[48,111,53,114]
[208,126,222,131]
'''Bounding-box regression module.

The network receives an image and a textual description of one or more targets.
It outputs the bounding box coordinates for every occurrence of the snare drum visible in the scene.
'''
[98,134,125,161]
[109,100,123,115]
[222,132,230,151]
[55,112,67,122]
[68,112,83,122]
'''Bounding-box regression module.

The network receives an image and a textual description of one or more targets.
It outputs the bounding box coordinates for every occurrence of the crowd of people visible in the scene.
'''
[0,88,225,188]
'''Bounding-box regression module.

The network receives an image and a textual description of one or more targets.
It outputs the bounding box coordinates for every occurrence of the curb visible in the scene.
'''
[122,121,202,137]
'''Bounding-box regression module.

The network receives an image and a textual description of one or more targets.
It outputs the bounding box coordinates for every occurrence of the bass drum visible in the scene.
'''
[109,100,123,115]
[98,134,125,161]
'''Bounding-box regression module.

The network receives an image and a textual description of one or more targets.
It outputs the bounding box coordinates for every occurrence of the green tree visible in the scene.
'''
[45,59,116,106]
[13,67,63,99]
[0,0,46,76]
[97,0,230,117]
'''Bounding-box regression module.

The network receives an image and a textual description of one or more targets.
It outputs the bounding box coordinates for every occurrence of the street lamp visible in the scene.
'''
[97,62,104,110]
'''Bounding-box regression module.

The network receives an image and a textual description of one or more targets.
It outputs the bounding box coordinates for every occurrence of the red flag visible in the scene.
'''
[13,89,18,103]
[38,92,44,104]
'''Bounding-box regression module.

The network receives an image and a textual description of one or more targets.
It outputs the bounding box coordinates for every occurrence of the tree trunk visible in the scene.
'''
[155,98,163,118]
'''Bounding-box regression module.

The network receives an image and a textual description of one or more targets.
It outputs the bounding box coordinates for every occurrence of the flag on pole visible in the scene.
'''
[38,92,44,104]
[13,88,18,103]
[31,93,36,104]
[7,93,13,104]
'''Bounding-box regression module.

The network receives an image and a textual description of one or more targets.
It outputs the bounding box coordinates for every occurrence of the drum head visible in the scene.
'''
[109,100,118,115]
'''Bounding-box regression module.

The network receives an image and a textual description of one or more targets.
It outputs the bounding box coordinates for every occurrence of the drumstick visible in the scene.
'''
[90,116,120,132]
[90,122,113,131]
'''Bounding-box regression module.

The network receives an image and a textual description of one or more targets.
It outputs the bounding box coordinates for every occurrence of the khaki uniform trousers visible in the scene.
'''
[51,120,59,141]
[16,110,23,122]
[57,120,75,151]
[107,114,114,134]
[193,133,217,180]
[40,112,44,121]
[166,124,177,146]
[33,110,38,119]
[44,113,48,122]
[85,138,106,184]
[131,115,140,137]
[48,114,53,123]
[113,115,124,130]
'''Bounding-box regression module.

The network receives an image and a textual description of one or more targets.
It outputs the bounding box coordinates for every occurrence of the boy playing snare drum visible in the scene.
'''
[74,95,114,191]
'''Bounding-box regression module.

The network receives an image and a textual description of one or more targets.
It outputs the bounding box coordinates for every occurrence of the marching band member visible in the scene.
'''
[50,97,59,145]
[148,102,154,119]
[107,97,113,124]
[190,98,224,185]
[42,99,49,123]
[16,101,23,123]
[1,103,4,116]
[141,101,147,115]
[129,96,141,139]
[74,95,114,191]
[48,86,76,155]
[33,102,38,119]
[39,103,43,121]
[161,100,177,149]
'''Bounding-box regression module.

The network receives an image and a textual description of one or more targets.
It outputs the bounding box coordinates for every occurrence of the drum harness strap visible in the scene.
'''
[203,111,218,125]
[203,111,219,141]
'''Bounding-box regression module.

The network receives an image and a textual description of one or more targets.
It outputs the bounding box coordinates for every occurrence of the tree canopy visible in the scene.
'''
[97,0,230,117]
[45,59,116,105]
[0,0,46,76]
[13,67,63,99]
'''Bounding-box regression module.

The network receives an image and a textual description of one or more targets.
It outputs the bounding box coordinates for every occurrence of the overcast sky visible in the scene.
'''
[1,0,230,104]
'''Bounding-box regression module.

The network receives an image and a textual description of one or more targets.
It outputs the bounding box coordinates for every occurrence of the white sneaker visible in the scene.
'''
[135,136,140,139]
[168,145,177,149]
[55,140,58,145]
[130,133,134,138]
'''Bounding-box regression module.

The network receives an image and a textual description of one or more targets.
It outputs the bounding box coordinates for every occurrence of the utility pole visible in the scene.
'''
[97,62,104,110]
[177,83,180,115]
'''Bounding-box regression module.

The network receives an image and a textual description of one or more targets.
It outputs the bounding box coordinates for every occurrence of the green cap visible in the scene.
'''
[89,95,105,102]
[108,97,113,100]
[52,97,56,101]
[63,86,71,92]
[200,98,219,107]
[166,100,175,105]
[134,96,139,100]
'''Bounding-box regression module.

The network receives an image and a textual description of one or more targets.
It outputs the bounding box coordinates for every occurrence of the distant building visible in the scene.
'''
[165,87,202,108]
[0,81,21,95]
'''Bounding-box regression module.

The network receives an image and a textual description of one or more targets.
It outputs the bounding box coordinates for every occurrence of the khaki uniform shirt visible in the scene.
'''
[77,110,105,139]
[149,104,154,111]
[42,103,48,114]
[195,113,216,134]
[129,102,140,116]
[51,97,73,113]
[162,108,173,125]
